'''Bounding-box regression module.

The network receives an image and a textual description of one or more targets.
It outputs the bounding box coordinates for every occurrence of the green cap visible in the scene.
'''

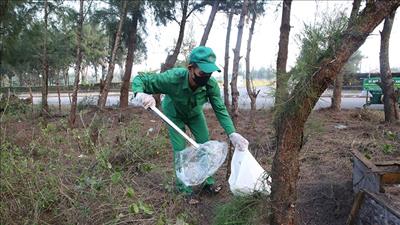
[189,46,221,73]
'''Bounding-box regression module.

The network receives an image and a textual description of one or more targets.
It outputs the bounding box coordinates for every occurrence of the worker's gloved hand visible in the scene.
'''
[229,132,249,151]
[135,92,156,109]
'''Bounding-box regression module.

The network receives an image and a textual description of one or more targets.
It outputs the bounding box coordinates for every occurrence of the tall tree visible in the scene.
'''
[154,0,205,107]
[231,0,249,125]
[199,0,220,46]
[275,0,292,107]
[330,0,361,111]
[42,0,49,114]
[97,0,128,109]
[379,10,399,122]
[270,1,400,225]
[245,0,261,125]
[223,1,234,108]
[120,0,141,108]
[68,0,84,127]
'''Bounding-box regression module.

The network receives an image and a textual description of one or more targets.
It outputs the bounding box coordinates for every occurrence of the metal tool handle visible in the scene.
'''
[149,106,199,148]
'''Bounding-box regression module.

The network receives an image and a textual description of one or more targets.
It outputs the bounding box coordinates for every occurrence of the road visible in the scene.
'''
[18,87,383,110]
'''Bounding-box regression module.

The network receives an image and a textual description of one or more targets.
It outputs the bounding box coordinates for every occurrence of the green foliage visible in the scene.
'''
[111,171,123,184]
[126,187,135,198]
[274,9,354,120]
[291,10,348,83]
[213,193,269,225]
[0,109,172,224]
[382,144,394,155]
[128,201,154,215]
[0,141,60,223]
[384,130,397,141]
[1,1,76,86]
[110,119,169,168]
[0,94,30,115]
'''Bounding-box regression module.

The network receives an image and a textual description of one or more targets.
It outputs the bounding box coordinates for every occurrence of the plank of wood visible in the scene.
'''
[346,191,365,225]
[381,173,400,185]
[352,190,400,225]
[353,155,381,193]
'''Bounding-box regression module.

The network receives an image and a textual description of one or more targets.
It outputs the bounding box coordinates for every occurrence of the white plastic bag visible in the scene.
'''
[175,141,228,186]
[228,148,271,195]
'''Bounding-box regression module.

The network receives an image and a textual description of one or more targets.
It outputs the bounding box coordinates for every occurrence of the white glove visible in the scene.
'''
[229,132,249,151]
[135,92,156,109]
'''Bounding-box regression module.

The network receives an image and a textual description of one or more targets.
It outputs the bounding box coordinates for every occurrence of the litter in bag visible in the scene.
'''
[229,148,271,195]
[175,141,228,186]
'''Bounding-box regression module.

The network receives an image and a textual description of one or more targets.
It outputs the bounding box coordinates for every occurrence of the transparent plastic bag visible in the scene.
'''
[175,141,228,186]
[228,148,271,196]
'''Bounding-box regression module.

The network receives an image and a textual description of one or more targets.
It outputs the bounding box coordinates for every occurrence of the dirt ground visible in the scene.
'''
[1,105,399,225]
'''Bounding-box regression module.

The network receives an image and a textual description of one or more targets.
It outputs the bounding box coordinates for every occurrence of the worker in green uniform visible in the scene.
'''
[132,46,248,196]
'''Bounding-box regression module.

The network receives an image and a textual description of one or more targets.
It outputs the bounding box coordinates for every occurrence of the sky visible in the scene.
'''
[131,1,400,75]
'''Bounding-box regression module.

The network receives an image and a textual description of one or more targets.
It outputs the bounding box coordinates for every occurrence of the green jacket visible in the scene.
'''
[132,67,235,135]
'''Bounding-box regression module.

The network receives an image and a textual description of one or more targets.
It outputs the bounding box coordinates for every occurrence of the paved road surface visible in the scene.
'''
[18,87,383,110]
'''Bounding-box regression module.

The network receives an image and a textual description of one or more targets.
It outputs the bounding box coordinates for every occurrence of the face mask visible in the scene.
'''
[193,74,211,86]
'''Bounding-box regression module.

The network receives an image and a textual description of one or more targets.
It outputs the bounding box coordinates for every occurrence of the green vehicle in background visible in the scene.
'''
[362,77,400,107]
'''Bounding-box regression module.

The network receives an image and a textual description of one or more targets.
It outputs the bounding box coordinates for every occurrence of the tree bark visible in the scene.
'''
[42,0,49,114]
[245,0,259,126]
[270,1,400,225]
[330,70,344,111]
[97,0,128,109]
[224,3,234,108]
[231,0,249,125]
[155,0,189,107]
[330,0,361,111]
[380,10,399,122]
[120,0,140,108]
[349,0,362,26]
[199,0,219,46]
[68,0,84,127]
[56,81,61,114]
[94,64,98,83]
[275,0,292,108]
[161,0,188,72]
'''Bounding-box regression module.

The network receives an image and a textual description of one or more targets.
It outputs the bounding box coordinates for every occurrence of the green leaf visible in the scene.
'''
[382,144,393,155]
[139,201,154,215]
[129,203,139,214]
[111,171,122,184]
[126,187,135,198]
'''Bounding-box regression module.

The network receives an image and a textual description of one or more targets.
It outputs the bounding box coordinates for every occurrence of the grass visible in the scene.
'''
[0,105,179,225]
[213,193,270,225]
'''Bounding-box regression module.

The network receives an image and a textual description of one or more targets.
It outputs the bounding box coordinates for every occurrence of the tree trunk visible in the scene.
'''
[68,0,84,127]
[275,0,292,107]
[56,81,61,114]
[230,0,249,125]
[224,3,234,108]
[98,0,128,109]
[94,63,98,83]
[245,0,260,126]
[270,2,400,225]
[330,0,361,111]
[349,0,362,26]
[100,58,107,81]
[161,0,188,72]
[199,0,219,46]
[120,0,140,108]
[380,10,399,122]
[64,67,69,86]
[330,70,344,111]
[155,0,189,107]
[42,0,49,114]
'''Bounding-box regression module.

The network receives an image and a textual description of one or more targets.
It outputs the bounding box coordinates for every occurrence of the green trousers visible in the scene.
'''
[166,111,215,194]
